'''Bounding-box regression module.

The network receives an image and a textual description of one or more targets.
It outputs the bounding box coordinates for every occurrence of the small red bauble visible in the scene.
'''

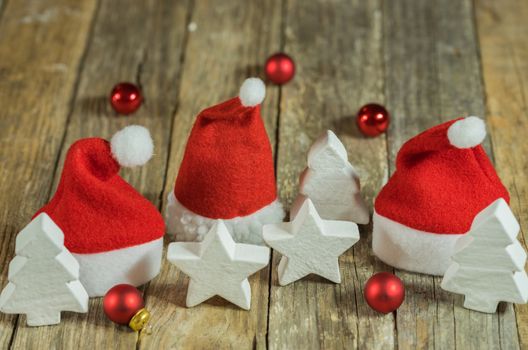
[110,82,143,115]
[364,272,405,314]
[356,103,390,137]
[265,53,295,85]
[103,284,150,331]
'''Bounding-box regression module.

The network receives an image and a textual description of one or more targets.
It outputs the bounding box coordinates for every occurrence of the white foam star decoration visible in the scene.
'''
[263,198,360,286]
[167,220,270,310]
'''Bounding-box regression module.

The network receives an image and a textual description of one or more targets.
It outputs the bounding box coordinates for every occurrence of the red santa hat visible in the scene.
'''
[166,78,284,244]
[35,125,165,297]
[373,116,510,276]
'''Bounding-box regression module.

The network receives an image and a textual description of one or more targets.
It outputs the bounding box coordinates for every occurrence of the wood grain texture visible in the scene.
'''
[0,0,525,349]
[9,0,189,349]
[0,0,97,347]
[384,0,519,349]
[139,1,282,349]
[476,0,528,348]
[269,0,392,348]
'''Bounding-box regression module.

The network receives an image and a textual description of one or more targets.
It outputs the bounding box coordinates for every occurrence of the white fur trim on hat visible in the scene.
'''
[239,78,266,107]
[73,237,163,297]
[447,116,486,149]
[111,125,154,167]
[372,210,464,276]
[166,191,284,245]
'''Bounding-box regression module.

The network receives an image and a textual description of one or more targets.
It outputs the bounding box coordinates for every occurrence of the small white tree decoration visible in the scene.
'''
[441,199,528,313]
[290,130,369,224]
[0,213,89,326]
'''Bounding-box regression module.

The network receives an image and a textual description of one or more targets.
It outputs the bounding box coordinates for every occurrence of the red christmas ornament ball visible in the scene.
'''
[110,82,143,115]
[103,284,144,325]
[356,103,390,137]
[364,272,405,314]
[265,53,295,85]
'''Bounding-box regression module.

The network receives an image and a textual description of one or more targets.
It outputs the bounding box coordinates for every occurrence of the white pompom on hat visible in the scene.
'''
[111,125,154,167]
[239,78,266,107]
[447,116,487,149]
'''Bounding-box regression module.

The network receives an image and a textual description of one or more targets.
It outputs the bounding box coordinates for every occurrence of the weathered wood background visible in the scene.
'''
[0,0,526,349]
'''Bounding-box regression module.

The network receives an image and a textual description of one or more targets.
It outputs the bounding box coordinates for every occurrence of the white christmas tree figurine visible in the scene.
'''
[441,199,528,313]
[290,130,369,224]
[0,213,89,326]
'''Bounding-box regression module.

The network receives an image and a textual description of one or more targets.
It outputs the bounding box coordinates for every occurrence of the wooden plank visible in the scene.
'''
[268,0,393,348]
[139,1,282,349]
[0,0,97,347]
[476,0,528,348]
[384,0,519,348]
[9,0,189,349]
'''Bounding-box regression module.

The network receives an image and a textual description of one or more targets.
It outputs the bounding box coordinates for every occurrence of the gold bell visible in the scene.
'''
[128,308,151,332]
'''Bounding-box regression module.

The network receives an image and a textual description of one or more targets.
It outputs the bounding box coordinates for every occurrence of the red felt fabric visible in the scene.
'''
[175,97,277,219]
[35,138,165,254]
[375,119,509,234]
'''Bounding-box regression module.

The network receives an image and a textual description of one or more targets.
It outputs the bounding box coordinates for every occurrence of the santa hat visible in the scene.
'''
[373,117,510,276]
[35,125,165,296]
[166,78,284,244]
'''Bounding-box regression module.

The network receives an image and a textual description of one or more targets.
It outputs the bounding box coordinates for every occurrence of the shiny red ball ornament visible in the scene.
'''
[265,53,295,85]
[364,272,405,314]
[110,82,143,115]
[103,284,150,331]
[356,103,390,137]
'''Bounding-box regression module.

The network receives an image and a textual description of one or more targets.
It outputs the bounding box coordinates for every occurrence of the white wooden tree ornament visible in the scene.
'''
[290,130,369,224]
[167,220,270,310]
[441,199,528,313]
[0,213,89,326]
[263,197,360,286]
